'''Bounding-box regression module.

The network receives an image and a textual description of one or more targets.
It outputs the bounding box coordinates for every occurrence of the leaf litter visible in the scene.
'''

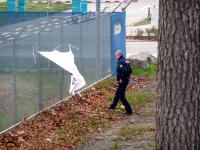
[0,76,152,150]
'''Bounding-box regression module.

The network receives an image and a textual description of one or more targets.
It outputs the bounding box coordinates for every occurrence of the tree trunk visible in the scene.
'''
[156,0,200,149]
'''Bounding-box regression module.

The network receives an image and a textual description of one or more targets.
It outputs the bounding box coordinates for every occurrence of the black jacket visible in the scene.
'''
[116,55,132,82]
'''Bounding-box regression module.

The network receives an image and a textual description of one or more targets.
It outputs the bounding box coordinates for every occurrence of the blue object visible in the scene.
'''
[81,0,87,13]
[7,0,16,12]
[72,0,87,13]
[110,12,126,74]
[72,0,81,13]
[18,6,26,12]
[18,0,26,12]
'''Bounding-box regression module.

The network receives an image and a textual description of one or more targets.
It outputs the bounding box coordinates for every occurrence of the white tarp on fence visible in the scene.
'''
[38,50,86,94]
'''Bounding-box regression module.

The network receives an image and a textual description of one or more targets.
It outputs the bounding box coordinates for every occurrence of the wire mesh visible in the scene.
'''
[0,12,112,132]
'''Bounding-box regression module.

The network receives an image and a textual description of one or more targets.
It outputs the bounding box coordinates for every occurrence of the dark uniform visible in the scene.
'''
[109,55,133,114]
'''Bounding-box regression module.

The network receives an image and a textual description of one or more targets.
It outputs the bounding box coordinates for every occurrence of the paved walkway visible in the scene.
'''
[126,40,158,58]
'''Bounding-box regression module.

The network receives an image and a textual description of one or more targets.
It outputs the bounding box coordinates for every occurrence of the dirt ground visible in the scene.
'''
[77,81,157,150]
[0,76,156,150]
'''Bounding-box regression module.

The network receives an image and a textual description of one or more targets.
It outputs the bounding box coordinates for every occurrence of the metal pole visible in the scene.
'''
[102,6,108,13]
[96,0,100,80]
[48,18,51,71]
[12,40,17,124]
[59,18,64,99]
[79,15,83,73]
[38,32,43,111]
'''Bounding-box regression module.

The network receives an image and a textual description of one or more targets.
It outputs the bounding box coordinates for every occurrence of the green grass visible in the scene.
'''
[89,118,106,129]
[107,94,113,101]
[119,126,155,140]
[56,119,106,145]
[140,111,155,117]
[27,4,71,12]
[0,68,12,74]
[57,122,82,144]
[111,142,123,150]
[133,18,151,26]
[0,2,71,12]
[108,91,155,109]
[0,119,3,129]
[132,64,156,77]
[58,126,65,135]
[70,122,81,135]
[146,27,159,37]
[102,78,113,91]
[0,2,6,11]
[127,91,155,107]
[119,127,136,140]
[83,70,97,86]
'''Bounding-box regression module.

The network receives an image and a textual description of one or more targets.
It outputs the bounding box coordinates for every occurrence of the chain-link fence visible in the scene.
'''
[0,12,113,132]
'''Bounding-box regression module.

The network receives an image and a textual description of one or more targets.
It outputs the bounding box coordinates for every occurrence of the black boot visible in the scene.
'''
[125,111,132,115]
[108,104,115,109]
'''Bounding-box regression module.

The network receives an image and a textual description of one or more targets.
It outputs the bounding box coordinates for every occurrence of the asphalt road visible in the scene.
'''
[126,40,157,58]
[87,0,158,24]
[87,0,159,57]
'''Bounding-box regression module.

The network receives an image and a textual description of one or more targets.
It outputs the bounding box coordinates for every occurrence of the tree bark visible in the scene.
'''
[156,0,200,149]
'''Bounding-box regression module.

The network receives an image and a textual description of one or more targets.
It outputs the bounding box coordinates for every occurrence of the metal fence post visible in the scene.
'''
[48,17,51,71]
[12,40,17,124]
[59,18,64,100]
[47,31,51,70]
[79,15,83,73]
[38,32,43,111]
[96,0,100,80]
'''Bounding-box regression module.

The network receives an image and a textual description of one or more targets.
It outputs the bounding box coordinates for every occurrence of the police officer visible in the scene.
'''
[109,50,133,115]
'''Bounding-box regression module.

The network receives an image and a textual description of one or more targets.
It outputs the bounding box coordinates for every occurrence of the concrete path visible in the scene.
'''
[126,40,158,58]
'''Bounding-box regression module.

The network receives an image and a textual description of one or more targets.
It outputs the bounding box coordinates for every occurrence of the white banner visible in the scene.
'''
[38,49,86,94]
